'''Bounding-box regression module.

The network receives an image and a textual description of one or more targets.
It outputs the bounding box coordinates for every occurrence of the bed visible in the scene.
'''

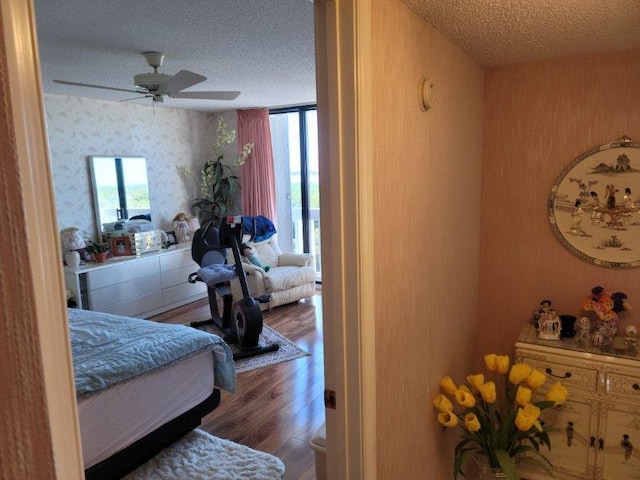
[68,308,236,480]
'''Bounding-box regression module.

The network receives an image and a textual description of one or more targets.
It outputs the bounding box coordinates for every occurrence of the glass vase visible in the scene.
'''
[475,457,509,480]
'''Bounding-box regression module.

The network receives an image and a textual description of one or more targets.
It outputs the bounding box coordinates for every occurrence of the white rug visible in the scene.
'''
[197,323,310,373]
[124,429,285,480]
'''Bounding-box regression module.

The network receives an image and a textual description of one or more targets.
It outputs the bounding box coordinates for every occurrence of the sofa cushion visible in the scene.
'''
[264,266,316,291]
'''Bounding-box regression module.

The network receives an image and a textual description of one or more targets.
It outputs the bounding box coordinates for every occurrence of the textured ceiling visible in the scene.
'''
[34,0,317,112]
[34,1,640,113]
[403,0,640,67]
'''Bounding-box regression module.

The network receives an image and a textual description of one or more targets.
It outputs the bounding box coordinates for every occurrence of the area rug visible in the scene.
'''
[124,429,285,480]
[196,323,310,373]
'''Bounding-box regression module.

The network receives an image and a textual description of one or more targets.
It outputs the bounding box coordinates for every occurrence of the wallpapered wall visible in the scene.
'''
[371,1,484,478]
[477,49,640,358]
[44,94,236,241]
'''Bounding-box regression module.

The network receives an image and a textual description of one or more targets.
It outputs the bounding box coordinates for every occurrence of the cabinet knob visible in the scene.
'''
[633,383,639,390]
[545,367,572,379]
[590,436,596,448]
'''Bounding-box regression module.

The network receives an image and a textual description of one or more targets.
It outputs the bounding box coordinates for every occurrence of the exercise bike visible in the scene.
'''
[189,216,279,360]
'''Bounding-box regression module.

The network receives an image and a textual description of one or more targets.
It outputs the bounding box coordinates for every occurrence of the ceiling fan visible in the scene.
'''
[53,51,240,104]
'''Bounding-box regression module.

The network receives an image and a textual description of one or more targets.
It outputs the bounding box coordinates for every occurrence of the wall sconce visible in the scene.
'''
[418,76,434,112]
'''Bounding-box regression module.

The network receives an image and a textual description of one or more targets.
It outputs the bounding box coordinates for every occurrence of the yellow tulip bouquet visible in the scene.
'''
[433,354,569,480]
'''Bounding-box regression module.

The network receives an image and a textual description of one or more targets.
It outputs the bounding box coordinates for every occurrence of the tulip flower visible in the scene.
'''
[439,376,457,396]
[516,385,532,407]
[526,370,547,390]
[478,381,496,404]
[484,354,497,372]
[515,404,541,431]
[509,363,533,384]
[454,387,476,408]
[437,411,458,428]
[433,394,453,412]
[467,374,485,393]
[546,381,569,406]
[464,413,481,432]
[495,355,510,374]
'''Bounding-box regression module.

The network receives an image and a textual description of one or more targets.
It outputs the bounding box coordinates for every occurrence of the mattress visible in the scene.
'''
[79,349,215,468]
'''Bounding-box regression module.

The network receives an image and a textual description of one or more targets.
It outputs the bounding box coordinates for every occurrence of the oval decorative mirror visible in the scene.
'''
[548,136,640,268]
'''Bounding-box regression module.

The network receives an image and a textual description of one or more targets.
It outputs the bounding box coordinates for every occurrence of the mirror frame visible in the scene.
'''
[88,156,150,241]
[548,137,640,268]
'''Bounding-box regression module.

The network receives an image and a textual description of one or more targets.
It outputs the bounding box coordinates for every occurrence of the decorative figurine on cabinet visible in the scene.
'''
[577,316,591,340]
[536,300,562,340]
[624,325,638,349]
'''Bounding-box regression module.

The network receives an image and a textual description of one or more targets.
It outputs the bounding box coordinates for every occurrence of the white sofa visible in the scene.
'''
[229,234,316,310]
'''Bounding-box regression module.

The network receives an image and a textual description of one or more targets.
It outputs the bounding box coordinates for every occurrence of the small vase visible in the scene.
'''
[594,319,618,344]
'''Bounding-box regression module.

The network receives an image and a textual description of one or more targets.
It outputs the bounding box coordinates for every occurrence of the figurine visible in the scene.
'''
[578,316,591,340]
[624,325,638,349]
[536,300,561,340]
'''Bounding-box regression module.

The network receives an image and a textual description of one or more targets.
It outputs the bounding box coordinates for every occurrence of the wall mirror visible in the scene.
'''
[548,137,640,268]
[89,156,151,240]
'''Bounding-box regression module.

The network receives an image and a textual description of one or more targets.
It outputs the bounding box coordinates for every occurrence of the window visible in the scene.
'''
[269,106,321,280]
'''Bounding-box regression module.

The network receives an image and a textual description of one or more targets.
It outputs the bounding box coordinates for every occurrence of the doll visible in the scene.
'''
[240,243,270,272]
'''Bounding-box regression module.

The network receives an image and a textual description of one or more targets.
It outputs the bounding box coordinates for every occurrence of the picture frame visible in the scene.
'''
[166,231,177,245]
[548,136,640,268]
[110,235,133,257]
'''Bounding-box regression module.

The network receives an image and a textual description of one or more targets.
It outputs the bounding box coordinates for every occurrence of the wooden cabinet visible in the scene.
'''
[515,325,640,480]
[64,244,207,318]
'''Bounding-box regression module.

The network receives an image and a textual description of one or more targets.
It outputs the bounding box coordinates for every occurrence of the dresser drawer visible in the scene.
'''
[161,264,197,289]
[516,350,599,392]
[88,275,162,309]
[606,372,640,399]
[160,248,195,272]
[85,256,160,290]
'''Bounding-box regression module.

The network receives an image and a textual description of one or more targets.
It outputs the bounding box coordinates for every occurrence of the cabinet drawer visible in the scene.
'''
[88,275,162,309]
[517,351,598,392]
[606,372,640,399]
[98,291,163,318]
[85,256,160,290]
[160,248,195,272]
[162,281,207,307]
[161,264,198,289]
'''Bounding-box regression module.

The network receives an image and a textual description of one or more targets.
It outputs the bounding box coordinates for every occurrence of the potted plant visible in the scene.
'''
[85,240,110,263]
[177,117,254,226]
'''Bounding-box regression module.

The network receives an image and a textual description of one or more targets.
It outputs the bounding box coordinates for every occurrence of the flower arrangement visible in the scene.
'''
[582,286,630,323]
[178,117,254,226]
[433,354,569,480]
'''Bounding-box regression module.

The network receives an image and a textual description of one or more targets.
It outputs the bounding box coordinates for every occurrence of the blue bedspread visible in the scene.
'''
[68,309,236,397]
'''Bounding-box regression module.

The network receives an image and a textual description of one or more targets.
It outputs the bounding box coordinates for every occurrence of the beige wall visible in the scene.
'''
[478,49,640,358]
[373,1,484,477]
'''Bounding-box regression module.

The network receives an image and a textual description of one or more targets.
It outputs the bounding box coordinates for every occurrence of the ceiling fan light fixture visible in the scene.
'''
[142,51,165,70]
[134,72,171,91]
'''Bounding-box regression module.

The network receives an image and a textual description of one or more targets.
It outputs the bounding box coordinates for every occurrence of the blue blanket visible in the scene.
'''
[69,309,236,397]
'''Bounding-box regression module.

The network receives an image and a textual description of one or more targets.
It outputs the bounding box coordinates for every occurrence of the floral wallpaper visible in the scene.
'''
[44,94,237,241]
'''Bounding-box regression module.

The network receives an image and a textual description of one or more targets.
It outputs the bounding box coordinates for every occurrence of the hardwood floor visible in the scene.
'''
[150,290,325,480]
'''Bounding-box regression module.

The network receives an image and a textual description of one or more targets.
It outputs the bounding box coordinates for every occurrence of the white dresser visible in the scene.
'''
[515,324,640,480]
[64,244,207,318]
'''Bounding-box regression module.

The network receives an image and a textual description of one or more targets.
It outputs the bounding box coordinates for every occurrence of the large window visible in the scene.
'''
[269,106,321,280]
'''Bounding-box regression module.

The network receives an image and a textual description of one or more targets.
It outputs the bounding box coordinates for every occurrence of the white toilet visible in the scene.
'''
[309,423,326,480]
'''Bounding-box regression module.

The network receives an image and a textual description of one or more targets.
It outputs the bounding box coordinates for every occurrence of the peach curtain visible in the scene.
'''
[237,108,277,223]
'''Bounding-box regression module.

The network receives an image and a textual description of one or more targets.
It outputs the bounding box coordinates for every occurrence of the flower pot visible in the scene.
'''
[92,251,108,263]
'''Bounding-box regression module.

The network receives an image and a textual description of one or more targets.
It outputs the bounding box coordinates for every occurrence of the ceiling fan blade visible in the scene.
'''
[157,70,206,94]
[168,91,241,101]
[119,95,154,102]
[53,79,141,94]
